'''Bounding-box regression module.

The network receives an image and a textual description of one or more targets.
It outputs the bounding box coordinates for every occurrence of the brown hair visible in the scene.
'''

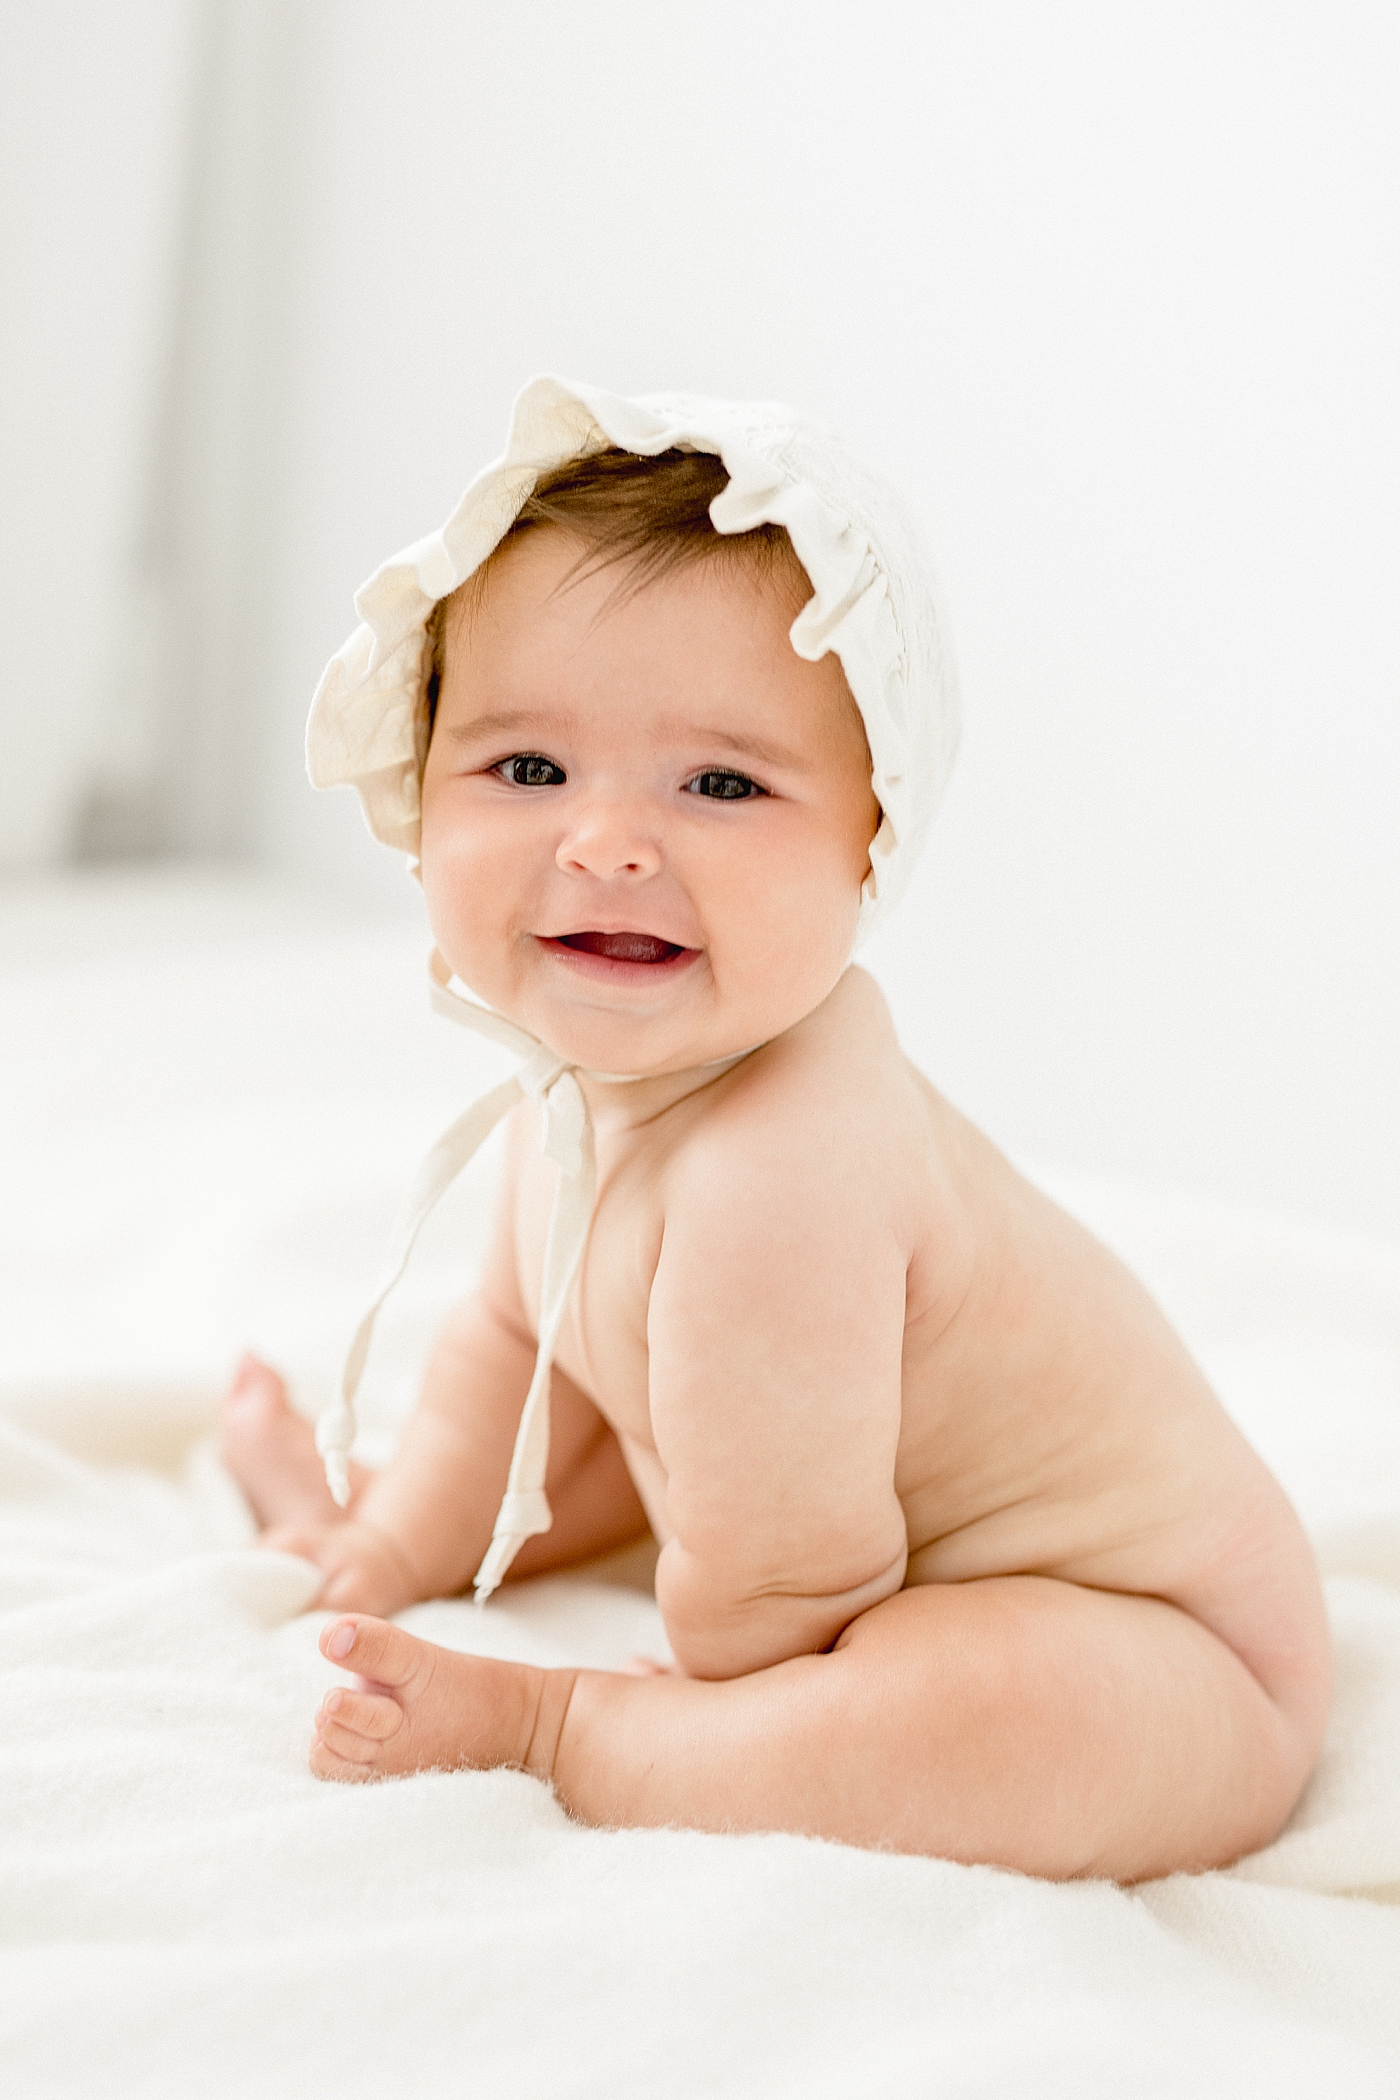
[422,448,809,742]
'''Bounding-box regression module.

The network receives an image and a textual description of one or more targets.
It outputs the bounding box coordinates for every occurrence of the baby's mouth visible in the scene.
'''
[555,930,687,965]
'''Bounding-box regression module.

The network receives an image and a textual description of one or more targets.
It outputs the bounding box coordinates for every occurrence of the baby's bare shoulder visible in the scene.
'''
[660,967,943,1239]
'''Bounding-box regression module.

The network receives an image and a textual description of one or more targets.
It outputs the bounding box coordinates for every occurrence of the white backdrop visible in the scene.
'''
[4,0,1398,1239]
[0,0,196,861]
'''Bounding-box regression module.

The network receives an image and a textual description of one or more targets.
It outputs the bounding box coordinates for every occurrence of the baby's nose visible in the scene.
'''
[555,801,662,880]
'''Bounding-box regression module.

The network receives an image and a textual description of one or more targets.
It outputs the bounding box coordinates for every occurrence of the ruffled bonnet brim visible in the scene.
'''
[304,375,959,936]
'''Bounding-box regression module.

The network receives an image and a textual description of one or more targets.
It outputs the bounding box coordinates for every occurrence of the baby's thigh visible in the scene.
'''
[831,1575,1310,1880]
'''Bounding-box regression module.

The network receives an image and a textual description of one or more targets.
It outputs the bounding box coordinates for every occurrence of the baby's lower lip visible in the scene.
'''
[539,932,698,977]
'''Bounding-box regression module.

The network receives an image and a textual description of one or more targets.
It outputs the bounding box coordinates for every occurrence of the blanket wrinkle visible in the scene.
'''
[1227,1578,1400,1894]
[0,1415,102,1499]
[0,1549,324,1665]
[4,1392,1399,2097]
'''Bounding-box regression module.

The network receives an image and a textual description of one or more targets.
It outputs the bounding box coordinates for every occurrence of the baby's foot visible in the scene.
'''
[310,1615,572,1784]
[221,1352,366,1529]
[266,1517,421,1617]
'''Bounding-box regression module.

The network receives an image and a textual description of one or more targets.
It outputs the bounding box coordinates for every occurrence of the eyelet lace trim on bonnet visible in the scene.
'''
[304,376,960,1601]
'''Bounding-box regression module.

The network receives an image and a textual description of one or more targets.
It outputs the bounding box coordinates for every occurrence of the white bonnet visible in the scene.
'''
[305,375,959,936]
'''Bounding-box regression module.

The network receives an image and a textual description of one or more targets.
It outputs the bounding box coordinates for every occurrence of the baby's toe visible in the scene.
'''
[309,1731,381,1782]
[225,1351,285,1410]
[320,1613,439,1695]
[319,1686,404,1744]
[312,1716,379,1766]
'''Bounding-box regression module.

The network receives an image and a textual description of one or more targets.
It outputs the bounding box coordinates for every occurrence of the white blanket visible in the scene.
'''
[3,872,1399,2098]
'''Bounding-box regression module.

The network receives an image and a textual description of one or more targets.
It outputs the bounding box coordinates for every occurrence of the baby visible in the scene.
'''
[225,380,1330,1881]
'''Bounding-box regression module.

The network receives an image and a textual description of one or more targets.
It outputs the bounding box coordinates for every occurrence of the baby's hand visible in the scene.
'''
[261,1518,422,1617]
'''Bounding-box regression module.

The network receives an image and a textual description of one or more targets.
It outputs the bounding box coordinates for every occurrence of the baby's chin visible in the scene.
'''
[445,950,766,1080]
[522,991,752,1083]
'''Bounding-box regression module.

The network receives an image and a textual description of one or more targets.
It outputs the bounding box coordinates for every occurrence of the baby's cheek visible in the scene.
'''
[421,820,501,932]
[730,841,861,998]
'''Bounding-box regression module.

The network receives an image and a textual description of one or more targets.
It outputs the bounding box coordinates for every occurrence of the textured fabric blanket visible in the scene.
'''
[3,874,1398,2098]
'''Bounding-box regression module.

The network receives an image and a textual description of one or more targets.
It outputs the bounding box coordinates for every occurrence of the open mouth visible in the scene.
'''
[549,930,690,966]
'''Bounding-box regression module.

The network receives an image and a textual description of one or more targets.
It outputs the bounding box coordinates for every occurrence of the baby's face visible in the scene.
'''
[420,528,878,1076]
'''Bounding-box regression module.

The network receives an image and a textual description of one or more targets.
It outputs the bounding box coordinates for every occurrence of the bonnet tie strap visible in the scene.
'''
[315,950,597,1603]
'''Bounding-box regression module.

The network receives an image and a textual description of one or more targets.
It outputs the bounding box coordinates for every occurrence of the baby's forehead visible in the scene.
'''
[440,514,810,653]
[435,532,866,764]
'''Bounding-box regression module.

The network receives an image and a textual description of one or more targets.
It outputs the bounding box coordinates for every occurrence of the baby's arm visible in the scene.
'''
[345,1287,546,1600]
[289,1114,648,1611]
[648,1121,910,1680]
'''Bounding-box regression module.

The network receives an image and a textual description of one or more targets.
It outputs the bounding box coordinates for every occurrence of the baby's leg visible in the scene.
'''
[310,1576,1317,1882]
[221,1355,372,1528]
[223,1323,648,1555]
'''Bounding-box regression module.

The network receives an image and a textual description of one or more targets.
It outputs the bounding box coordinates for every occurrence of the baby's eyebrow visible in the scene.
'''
[444,710,561,745]
[444,711,808,771]
[680,727,811,771]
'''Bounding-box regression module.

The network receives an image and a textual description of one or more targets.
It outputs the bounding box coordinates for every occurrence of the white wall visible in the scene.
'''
[10,2,1399,1239]
[0,0,199,862]
[243,0,1399,1238]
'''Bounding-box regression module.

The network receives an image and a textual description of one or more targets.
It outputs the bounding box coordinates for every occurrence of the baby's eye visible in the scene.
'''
[494,754,567,788]
[684,769,766,801]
